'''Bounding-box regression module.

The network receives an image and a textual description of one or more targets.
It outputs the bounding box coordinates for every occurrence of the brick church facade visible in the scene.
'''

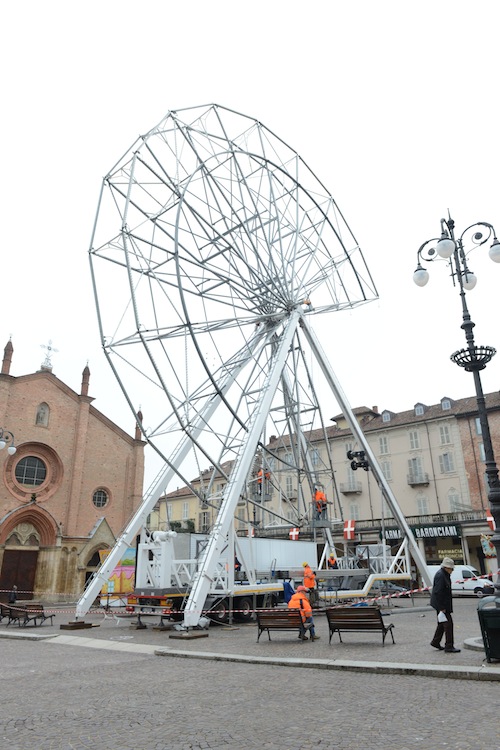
[0,340,145,602]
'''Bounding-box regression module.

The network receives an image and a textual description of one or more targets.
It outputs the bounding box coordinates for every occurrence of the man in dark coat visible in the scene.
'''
[430,557,460,653]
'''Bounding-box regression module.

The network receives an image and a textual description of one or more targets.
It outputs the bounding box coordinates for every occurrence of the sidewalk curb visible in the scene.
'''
[0,629,57,641]
[154,646,500,682]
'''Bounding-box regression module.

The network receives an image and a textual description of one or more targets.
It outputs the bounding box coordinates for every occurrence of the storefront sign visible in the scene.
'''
[436,548,463,560]
[384,524,461,541]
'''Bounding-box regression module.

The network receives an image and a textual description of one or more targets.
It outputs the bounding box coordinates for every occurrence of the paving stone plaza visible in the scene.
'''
[1,597,499,749]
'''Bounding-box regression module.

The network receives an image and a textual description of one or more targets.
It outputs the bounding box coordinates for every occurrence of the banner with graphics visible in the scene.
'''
[480,534,496,559]
[99,547,136,602]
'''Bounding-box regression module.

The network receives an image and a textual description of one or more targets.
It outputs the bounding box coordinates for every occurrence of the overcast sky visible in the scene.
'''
[2,1,500,485]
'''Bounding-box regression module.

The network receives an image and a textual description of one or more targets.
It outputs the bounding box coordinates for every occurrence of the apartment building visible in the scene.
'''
[158,392,499,574]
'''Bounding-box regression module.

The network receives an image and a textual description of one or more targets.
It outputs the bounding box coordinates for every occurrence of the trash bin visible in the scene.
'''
[477,596,500,662]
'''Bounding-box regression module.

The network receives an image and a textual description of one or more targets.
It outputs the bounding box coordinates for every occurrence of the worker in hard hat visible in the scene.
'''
[288,585,319,641]
[327,553,338,569]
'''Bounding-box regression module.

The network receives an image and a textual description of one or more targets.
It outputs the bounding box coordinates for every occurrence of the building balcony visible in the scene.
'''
[407,472,430,486]
[250,488,273,503]
[339,481,363,494]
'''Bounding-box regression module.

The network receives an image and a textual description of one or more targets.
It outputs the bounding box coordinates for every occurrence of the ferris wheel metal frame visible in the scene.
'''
[77,104,430,622]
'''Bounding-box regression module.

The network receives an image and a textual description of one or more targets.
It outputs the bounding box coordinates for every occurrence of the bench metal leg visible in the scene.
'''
[257,627,270,642]
[382,626,395,645]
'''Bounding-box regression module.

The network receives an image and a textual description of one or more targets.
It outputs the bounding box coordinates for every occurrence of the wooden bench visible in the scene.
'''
[256,609,310,642]
[0,603,20,626]
[20,603,55,627]
[0,603,55,627]
[326,606,395,646]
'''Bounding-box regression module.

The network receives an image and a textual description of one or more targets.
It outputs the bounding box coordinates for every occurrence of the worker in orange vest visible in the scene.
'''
[302,561,318,604]
[257,468,263,494]
[314,487,327,519]
[327,553,338,569]
[288,585,319,640]
[257,468,271,495]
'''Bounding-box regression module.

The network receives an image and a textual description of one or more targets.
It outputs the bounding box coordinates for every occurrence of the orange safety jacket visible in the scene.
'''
[315,490,326,511]
[303,565,316,589]
[288,591,312,622]
[257,469,270,483]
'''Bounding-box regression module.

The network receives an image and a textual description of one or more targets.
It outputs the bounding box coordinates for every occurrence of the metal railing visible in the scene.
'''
[237,508,488,539]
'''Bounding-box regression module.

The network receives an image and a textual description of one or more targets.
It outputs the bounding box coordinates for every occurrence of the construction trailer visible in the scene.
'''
[125,531,319,623]
[94,523,416,627]
[103,531,414,624]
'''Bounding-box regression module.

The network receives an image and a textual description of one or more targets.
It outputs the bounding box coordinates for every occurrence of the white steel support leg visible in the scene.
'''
[300,317,432,588]
[182,311,302,628]
[75,328,269,619]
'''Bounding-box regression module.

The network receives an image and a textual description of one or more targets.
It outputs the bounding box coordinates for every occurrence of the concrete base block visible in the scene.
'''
[168,630,210,640]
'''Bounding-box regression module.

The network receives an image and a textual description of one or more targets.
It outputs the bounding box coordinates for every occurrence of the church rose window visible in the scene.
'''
[92,489,109,508]
[14,456,47,487]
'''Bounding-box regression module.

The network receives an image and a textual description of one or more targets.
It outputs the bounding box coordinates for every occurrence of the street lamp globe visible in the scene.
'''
[489,238,500,263]
[462,272,477,291]
[0,429,16,455]
[436,236,455,258]
[413,267,429,287]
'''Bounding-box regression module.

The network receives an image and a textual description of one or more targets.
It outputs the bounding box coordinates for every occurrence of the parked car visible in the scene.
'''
[427,565,494,598]
[369,580,411,597]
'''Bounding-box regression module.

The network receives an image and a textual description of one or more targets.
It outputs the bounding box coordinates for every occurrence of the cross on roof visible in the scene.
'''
[40,339,59,369]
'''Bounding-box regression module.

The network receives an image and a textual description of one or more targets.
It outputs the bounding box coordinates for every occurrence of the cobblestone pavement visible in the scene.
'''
[1,634,499,750]
[0,596,499,748]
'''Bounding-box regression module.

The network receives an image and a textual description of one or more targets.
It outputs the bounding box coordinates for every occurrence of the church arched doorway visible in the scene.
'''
[0,522,40,601]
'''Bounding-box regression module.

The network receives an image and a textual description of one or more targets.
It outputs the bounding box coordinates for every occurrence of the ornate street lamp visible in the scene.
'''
[413,215,500,596]
[0,428,16,455]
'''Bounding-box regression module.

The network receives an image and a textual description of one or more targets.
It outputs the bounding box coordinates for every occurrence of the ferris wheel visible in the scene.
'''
[82,104,432,624]
[89,103,376,511]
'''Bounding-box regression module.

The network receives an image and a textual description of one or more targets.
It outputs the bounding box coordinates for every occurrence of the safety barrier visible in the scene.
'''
[0,571,498,618]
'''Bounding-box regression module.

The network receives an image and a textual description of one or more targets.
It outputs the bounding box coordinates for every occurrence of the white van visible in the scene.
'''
[427,564,495,598]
